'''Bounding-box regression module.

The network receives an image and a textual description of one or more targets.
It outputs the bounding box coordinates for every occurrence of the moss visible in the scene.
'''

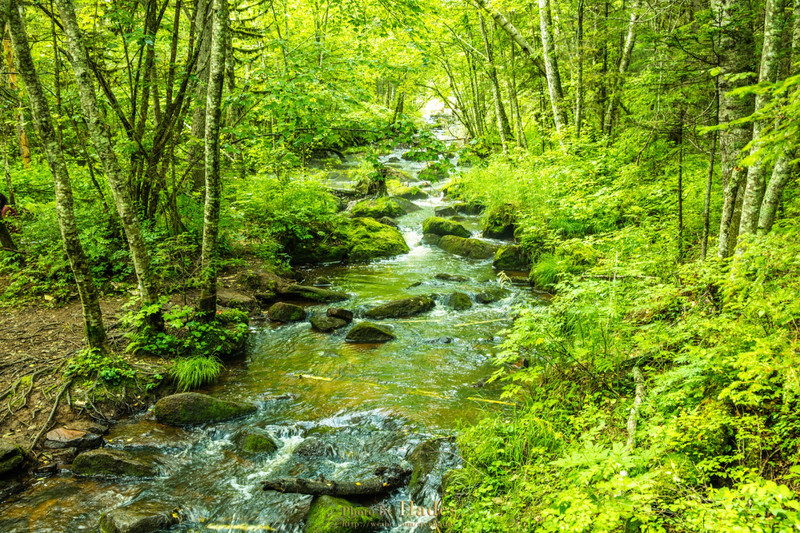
[493,245,530,271]
[447,292,473,310]
[347,218,409,262]
[268,302,307,322]
[419,161,450,182]
[72,449,158,478]
[304,495,379,533]
[438,235,499,259]
[422,217,471,238]
[482,204,517,239]
[365,296,435,319]
[345,322,396,343]
[392,185,428,200]
[350,197,405,219]
[0,442,25,476]
[153,392,257,426]
[234,428,278,456]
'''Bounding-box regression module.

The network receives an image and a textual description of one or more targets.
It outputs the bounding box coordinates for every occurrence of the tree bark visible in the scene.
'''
[479,14,512,152]
[190,0,213,190]
[575,0,584,138]
[738,0,786,236]
[473,0,546,77]
[714,0,755,258]
[54,0,161,312]
[197,0,228,315]
[603,0,640,136]
[5,0,107,349]
[702,81,719,261]
[538,0,568,132]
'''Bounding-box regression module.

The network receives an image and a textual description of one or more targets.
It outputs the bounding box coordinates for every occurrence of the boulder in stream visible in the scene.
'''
[310,315,348,333]
[72,448,160,478]
[303,495,379,533]
[350,197,404,219]
[475,287,510,304]
[44,427,103,450]
[0,441,26,476]
[153,392,257,426]
[280,284,350,303]
[438,235,499,259]
[98,499,181,533]
[345,322,396,343]
[233,427,278,457]
[482,204,517,239]
[268,302,307,322]
[434,206,458,217]
[493,244,531,271]
[327,307,354,322]
[365,296,435,319]
[377,216,399,228]
[434,273,469,282]
[347,218,409,262]
[422,217,470,238]
[454,201,485,215]
[393,185,429,200]
[447,291,473,311]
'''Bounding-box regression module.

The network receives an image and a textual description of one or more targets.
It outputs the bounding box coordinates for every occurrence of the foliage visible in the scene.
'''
[170,355,224,391]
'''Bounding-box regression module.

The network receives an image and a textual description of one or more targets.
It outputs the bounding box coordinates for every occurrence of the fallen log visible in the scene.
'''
[262,465,410,496]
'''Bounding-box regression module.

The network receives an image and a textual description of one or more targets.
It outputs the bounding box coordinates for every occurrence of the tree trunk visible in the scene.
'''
[198,0,229,316]
[473,0,546,77]
[190,0,213,190]
[3,34,30,167]
[603,0,640,136]
[6,0,107,349]
[479,14,512,152]
[738,0,786,236]
[54,0,161,314]
[575,0,584,137]
[757,0,799,234]
[507,40,527,148]
[702,81,719,261]
[714,0,755,258]
[538,0,568,132]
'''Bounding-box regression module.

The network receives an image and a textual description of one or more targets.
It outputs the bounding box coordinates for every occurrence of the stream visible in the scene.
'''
[0,126,544,532]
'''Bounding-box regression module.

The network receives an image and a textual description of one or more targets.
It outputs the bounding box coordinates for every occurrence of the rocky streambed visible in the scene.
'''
[0,132,543,532]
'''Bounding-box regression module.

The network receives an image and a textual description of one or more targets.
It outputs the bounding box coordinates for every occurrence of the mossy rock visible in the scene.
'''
[268,302,307,322]
[392,186,428,200]
[345,322,396,343]
[419,161,450,182]
[482,204,517,239]
[454,201,485,215]
[434,206,458,217]
[310,315,348,333]
[153,392,257,426]
[421,234,441,245]
[72,448,159,478]
[303,495,379,532]
[99,499,180,533]
[377,217,398,228]
[422,217,470,238]
[447,292,472,310]
[365,296,435,319]
[434,273,469,282]
[388,196,421,214]
[327,307,354,322]
[280,285,350,303]
[350,197,405,219]
[0,441,25,476]
[475,287,510,304]
[438,235,499,259]
[233,428,278,457]
[408,439,445,502]
[347,218,409,262]
[493,245,530,271]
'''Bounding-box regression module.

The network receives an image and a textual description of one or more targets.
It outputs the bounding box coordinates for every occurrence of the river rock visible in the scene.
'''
[268,302,307,322]
[408,438,445,502]
[98,499,181,533]
[365,296,435,319]
[280,284,350,303]
[434,273,469,282]
[434,206,458,217]
[345,322,396,343]
[438,235,499,259]
[347,218,409,262]
[389,196,421,214]
[153,392,257,426]
[447,292,472,310]
[104,420,195,452]
[377,216,398,228]
[419,161,449,182]
[44,428,103,450]
[303,495,379,533]
[310,315,348,333]
[422,217,470,238]
[327,307,354,322]
[454,201,485,215]
[482,204,517,239]
[393,185,428,200]
[0,441,25,476]
[216,288,258,311]
[350,197,404,219]
[233,428,278,457]
[475,288,509,304]
[493,245,530,271]
[72,448,159,478]
[421,234,441,245]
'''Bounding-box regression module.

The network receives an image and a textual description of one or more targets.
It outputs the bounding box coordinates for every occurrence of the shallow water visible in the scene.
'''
[0,129,542,532]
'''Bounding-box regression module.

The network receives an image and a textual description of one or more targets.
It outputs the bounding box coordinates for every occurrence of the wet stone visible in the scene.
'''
[72,448,160,478]
[153,392,257,426]
[310,315,348,333]
[104,420,195,452]
[44,428,103,450]
[268,302,307,322]
[98,499,181,533]
[326,307,354,322]
[434,273,469,282]
[0,441,26,476]
[345,322,396,343]
[447,291,473,311]
[365,296,435,319]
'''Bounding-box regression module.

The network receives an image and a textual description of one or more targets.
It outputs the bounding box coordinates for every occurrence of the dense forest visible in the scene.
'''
[0,0,798,529]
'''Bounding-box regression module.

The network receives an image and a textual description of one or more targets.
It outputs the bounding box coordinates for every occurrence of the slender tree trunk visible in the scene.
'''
[738,0,786,236]
[54,0,161,315]
[757,0,799,233]
[6,0,107,349]
[714,0,755,258]
[190,0,213,190]
[4,34,30,167]
[538,0,568,132]
[198,0,229,315]
[575,0,584,137]
[507,41,527,148]
[702,82,719,261]
[473,0,546,77]
[2,130,15,205]
[603,0,640,136]
[479,14,512,152]
[676,111,684,261]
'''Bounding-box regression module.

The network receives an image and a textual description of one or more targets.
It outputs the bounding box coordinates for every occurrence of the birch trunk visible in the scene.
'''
[198,0,229,315]
[5,0,107,349]
[757,0,800,233]
[190,0,213,190]
[53,0,160,311]
[538,0,568,132]
[473,0,546,76]
[738,0,786,236]
[714,0,755,258]
[575,0,584,137]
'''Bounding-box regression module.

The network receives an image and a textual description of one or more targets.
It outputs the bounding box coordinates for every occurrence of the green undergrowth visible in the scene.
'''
[441,138,800,531]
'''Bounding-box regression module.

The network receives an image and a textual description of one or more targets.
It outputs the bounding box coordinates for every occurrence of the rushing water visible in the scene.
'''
[0,128,543,532]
